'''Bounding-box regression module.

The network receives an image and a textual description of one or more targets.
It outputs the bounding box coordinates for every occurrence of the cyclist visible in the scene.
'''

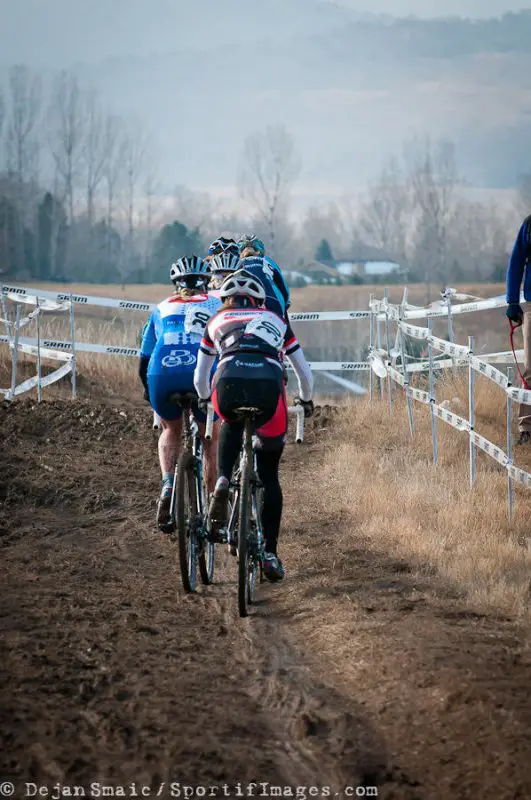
[139,256,221,529]
[193,270,314,582]
[237,234,291,312]
[209,251,242,299]
[205,236,240,264]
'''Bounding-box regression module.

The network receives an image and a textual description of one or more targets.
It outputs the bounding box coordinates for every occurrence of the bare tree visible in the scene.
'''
[49,71,86,223]
[83,91,107,225]
[357,158,409,263]
[239,125,300,258]
[0,86,5,169]
[5,65,42,272]
[101,114,125,230]
[122,124,147,238]
[406,138,458,300]
[173,184,215,232]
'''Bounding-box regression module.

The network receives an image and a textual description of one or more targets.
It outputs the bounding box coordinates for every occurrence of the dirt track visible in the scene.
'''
[2,398,531,799]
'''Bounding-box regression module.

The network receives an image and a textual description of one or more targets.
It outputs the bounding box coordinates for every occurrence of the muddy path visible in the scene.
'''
[1,399,531,799]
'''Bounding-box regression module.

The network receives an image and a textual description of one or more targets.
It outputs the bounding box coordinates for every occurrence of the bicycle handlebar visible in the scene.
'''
[288,404,305,443]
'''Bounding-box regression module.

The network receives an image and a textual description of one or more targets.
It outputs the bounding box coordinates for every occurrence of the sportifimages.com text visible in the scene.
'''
[1,782,379,799]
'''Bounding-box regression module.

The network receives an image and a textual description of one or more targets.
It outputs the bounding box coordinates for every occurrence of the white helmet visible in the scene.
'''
[170,255,210,288]
[220,269,266,304]
[210,251,241,274]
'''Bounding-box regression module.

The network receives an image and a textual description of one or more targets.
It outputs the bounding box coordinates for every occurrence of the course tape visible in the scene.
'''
[4,291,71,312]
[0,361,73,398]
[432,405,470,431]
[399,321,429,340]
[469,357,510,390]
[470,432,508,467]
[408,387,430,404]
[11,341,73,363]
[507,464,531,487]
[0,334,370,371]
[427,335,470,358]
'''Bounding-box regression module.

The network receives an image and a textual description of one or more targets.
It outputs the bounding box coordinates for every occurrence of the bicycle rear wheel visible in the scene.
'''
[238,425,255,617]
[176,452,198,593]
[198,475,215,585]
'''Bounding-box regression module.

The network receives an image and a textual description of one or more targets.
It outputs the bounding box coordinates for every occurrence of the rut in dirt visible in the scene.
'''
[0,398,385,792]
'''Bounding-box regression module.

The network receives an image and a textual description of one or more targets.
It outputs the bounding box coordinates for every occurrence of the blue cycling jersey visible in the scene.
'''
[239,256,288,318]
[141,293,221,375]
[264,256,291,309]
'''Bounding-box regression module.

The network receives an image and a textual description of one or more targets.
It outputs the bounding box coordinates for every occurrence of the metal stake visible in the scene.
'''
[468,336,476,485]
[10,304,21,401]
[428,318,438,465]
[376,308,384,401]
[36,298,42,402]
[369,293,374,402]
[399,300,414,437]
[384,287,393,414]
[69,294,77,398]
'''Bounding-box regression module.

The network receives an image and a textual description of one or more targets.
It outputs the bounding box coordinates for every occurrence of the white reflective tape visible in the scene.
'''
[506,386,531,404]
[290,310,369,321]
[432,405,470,431]
[399,321,429,340]
[387,365,405,386]
[408,387,431,405]
[4,292,70,312]
[470,432,508,467]
[12,361,72,396]
[469,357,510,390]
[404,294,507,320]
[427,335,470,358]
[12,341,73,362]
[507,464,531,487]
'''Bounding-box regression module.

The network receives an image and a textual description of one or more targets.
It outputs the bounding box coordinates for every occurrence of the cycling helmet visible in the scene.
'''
[170,255,210,288]
[237,234,265,256]
[208,236,239,257]
[219,269,266,304]
[210,252,241,274]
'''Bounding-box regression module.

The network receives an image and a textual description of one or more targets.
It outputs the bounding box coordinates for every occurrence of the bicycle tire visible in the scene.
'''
[176,452,198,593]
[237,444,253,618]
[197,458,215,585]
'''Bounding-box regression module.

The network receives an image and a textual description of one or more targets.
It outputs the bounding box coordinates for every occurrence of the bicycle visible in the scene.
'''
[216,404,304,618]
[164,392,215,593]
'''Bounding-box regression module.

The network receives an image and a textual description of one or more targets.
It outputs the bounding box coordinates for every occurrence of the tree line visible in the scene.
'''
[0,64,525,289]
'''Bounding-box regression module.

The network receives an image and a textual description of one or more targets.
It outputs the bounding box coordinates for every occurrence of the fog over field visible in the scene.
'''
[1,0,530,202]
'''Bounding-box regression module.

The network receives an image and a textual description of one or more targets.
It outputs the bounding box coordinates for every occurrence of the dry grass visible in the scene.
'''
[322,378,531,619]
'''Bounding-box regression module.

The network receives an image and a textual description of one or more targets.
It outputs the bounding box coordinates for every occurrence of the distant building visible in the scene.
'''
[336,259,403,279]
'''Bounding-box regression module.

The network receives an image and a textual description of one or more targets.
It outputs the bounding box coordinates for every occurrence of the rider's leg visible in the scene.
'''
[255,444,284,556]
[196,419,219,495]
[208,420,243,526]
[156,417,183,527]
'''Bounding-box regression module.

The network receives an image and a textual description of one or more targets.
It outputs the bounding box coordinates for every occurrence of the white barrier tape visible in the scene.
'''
[404,295,506,320]
[432,405,470,431]
[398,321,429,340]
[2,285,373,321]
[427,335,470,358]
[507,464,531,488]
[2,285,153,313]
[506,386,531,404]
[470,432,508,467]
[10,341,73,363]
[469,357,510,390]
[387,364,405,387]
[4,291,71,312]
[408,387,431,405]
[480,349,523,365]
[290,310,370,322]
[0,334,371,371]
[2,361,73,398]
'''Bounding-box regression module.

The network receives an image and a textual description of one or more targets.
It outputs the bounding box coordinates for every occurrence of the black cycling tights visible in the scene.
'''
[218,421,284,555]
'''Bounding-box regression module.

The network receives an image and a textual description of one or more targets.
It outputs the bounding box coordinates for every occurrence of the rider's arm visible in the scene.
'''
[138,315,156,390]
[193,326,217,400]
[506,218,530,304]
[284,326,313,402]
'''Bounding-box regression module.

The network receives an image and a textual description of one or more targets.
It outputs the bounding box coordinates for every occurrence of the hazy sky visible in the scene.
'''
[337,0,529,15]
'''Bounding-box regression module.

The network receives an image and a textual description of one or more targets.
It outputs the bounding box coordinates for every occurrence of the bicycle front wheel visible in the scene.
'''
[176,452,198,593]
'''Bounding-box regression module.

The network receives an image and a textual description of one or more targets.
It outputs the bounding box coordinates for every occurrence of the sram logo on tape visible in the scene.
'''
[106,346,139,356]
[2,285,27,295]
[119,301,150,311]
[43,340,71,349]
[57,293,88,303]
[291,313,319,321]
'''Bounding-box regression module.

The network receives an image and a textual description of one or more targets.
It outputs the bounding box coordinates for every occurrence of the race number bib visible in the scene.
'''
[244,313,285,350]
[184,306,211,335]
